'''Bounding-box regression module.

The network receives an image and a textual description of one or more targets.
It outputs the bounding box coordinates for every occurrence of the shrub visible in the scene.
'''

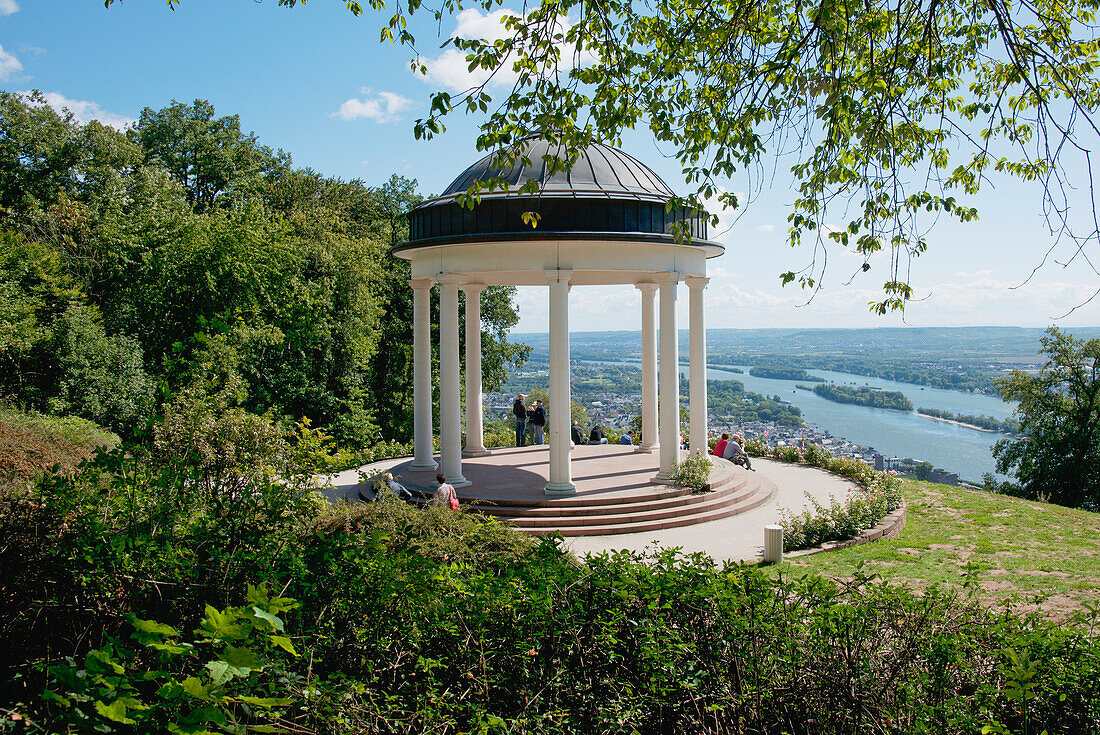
[39,585,301,733]
[745,439,902,550]
[669,450,712,491]
[780,477,903,551]
[8,438,1100,735]
[0,406,119,480]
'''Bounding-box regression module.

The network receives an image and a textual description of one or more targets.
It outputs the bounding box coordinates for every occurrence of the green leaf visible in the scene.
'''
[95,699,137,724]
[250,606,284,632]
[196,604,251,641]
[130,616,180,640]
[181,676,211,700]
[150,641,194,655]
[221,644,265,671]
[204,660,235,686]
[269,635,298,656]
[234,695,294,708]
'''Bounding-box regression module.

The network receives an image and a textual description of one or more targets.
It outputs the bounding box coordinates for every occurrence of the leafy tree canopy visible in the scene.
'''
[994,327,1100,509]
[1,91,528,447]
[123,0,1100,312]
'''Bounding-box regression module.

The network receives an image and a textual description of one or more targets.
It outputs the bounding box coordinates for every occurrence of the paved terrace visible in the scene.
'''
[325,446,852,563]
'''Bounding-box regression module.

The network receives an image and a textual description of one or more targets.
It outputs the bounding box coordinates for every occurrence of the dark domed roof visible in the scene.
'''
[397,137,723,255]
[439,138,676,202]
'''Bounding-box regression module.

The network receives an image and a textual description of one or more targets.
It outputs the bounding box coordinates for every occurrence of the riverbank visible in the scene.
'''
[920,413,999,434]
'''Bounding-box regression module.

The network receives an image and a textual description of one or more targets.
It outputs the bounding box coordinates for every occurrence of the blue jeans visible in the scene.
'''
[515,418,527,446]
[533,425,544,444]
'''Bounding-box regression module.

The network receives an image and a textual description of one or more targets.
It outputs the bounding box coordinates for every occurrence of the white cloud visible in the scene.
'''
[454,7,516,42]
[334,90,414,123]
[419,8,596,92]
[708,266,739,281]
[0,43,22,81]
[423,47,508,93]
[25,91,135,130]
[755,224,775,233]
[0,0,19,16]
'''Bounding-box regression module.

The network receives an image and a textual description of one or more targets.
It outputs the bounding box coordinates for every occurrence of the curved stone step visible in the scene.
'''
[470,474,754,520]
[521,475,777,537]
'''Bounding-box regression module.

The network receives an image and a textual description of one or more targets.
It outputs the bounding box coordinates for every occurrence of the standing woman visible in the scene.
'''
[433,473,461,510]
[512,393,528,447]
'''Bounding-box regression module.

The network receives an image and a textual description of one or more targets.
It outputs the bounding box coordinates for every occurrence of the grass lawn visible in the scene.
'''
[777,477,1100,620]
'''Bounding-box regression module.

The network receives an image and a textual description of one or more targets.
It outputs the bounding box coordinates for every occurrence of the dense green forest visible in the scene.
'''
[0,91,527,454]
[708,379,804,426]
[811,384,914,411]
[747,366,824,381]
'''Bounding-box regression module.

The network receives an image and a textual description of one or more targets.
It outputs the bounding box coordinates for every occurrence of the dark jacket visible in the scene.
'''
[589,426,605,443]
[528,405,546,426]
[512,399,527,419]
[571,424,585,444]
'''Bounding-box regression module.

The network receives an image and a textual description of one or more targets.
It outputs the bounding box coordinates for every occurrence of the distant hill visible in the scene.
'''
[513,326,1100,394]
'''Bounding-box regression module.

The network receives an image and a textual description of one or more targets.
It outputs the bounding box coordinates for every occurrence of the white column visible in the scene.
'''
[687,276,710,455]
[636,282,659,453]
[409,277,437,472]
[545,270,575,495]
[438,276,469,488]
[655,272,680,480]
[462,283,488,457]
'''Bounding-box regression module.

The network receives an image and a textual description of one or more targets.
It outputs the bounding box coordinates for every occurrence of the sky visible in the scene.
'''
[4,1,1100,333]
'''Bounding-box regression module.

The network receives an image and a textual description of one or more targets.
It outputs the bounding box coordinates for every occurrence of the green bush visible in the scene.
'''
[745,440,902,550]
[669,450,712,491]
[780,480,903,551]
[5,443,1100,735]
[41,585,301,733]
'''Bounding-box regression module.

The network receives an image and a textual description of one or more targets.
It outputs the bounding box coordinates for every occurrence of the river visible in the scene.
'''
[586,360,1015,483]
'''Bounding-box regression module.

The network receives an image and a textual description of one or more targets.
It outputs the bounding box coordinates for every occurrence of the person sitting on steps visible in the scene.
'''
[589,425,608,444]
[722,434,755,471]
[571,420,586,445]
[376,472,412,501]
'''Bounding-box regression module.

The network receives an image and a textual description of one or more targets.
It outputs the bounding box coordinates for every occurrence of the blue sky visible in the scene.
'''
[4,0,1100,333]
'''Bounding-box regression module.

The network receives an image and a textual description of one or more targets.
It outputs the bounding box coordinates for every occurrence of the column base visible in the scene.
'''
[450,476,472,489]
[409,459,438,472]
[651,472,677,485]
[544,482,576,496]
[635,443,659,454]
[462,447,491,458]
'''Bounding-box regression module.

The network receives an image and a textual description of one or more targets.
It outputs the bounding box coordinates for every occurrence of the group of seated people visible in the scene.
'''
[712,433,755,470]
[571,421,633,446]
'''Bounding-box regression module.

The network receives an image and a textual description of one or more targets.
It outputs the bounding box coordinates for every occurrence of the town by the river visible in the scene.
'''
[497,356,1017,484]
[683,363,1014,483]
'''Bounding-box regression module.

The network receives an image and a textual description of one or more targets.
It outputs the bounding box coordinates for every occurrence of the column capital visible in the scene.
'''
[545,269,573,284]
[652,271,682,284]
[635,282,659,294]
[685,275,711,289]
[436,273,464,286]
[408,276,434,291]
[460,282,486,295]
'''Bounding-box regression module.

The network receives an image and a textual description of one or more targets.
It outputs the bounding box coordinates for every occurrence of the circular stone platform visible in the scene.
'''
[322,446,857,550]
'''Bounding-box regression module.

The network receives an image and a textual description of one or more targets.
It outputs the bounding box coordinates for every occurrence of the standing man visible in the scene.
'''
[512,393,528,447]
[528,399,546,445]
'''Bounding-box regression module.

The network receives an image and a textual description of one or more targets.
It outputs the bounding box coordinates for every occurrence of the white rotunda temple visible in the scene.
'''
[394,138,723,495]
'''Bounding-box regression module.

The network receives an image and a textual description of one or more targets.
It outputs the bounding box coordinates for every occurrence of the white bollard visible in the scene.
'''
[763,525,784,564]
